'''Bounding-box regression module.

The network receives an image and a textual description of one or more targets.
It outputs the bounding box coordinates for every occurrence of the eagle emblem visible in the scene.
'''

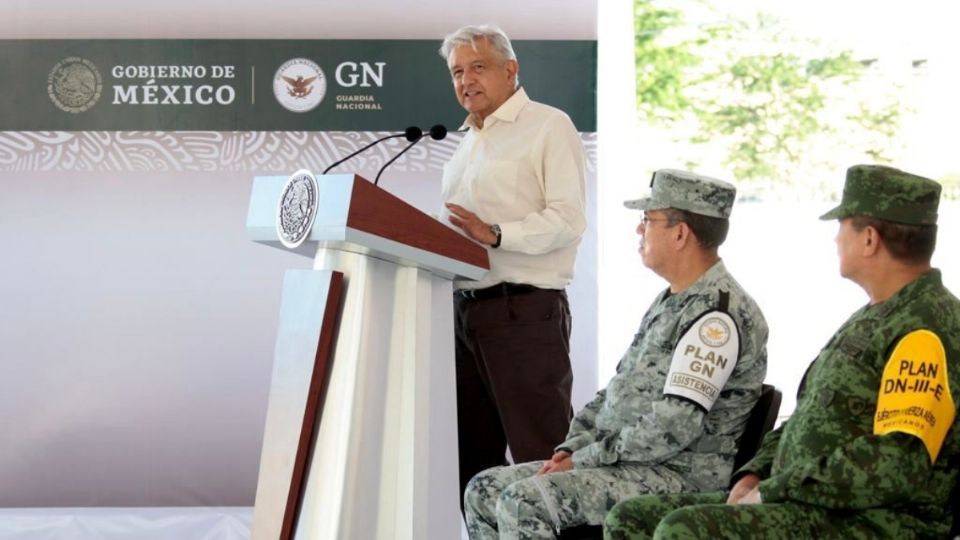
[704,326,725,342]
[47,57,102,113]
[277,169,320,249]
[698,316,732,347]
[273,58,326,113]
[282,75,317,98]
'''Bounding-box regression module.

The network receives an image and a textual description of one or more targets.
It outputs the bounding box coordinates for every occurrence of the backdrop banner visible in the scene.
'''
[0,39,597,131]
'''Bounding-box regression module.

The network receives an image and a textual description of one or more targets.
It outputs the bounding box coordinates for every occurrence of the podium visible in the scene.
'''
[246,173,489,540]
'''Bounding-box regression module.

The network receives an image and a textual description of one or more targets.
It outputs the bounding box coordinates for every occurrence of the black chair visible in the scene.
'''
[557,384,782,540]
[732,383,782,472]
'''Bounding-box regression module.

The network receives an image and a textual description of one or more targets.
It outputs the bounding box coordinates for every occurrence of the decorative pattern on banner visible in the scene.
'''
[0,131,597,173]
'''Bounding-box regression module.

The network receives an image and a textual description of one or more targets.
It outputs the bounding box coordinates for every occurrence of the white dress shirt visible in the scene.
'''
[440,87,587,290]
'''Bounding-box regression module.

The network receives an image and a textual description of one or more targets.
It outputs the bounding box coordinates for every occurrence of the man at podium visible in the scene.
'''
[436,24,588,505]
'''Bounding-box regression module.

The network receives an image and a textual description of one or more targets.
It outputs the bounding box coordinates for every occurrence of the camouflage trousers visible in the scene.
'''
[463,460,703,540]
[602,491,924,540]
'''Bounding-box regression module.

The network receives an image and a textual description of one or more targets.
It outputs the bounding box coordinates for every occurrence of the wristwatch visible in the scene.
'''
[489,224,502,248]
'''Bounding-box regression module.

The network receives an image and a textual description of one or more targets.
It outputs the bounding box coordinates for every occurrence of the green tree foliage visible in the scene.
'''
[635,1,902,184]
[939,174,960,201]
[634,5,702,119]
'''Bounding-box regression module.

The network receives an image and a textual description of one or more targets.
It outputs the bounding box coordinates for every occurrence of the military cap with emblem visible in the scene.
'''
[820,164,941,225]
[624,169,736,219]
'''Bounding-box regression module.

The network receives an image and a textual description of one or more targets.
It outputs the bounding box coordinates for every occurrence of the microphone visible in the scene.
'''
[427,124,447,141]
[373,124,448,186]
[322,126,423,174]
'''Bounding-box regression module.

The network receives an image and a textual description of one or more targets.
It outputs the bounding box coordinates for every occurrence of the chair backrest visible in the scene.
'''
[732,383,782,472]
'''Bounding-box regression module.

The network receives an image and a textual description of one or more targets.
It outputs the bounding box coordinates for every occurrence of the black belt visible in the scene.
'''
[456,283,541,301]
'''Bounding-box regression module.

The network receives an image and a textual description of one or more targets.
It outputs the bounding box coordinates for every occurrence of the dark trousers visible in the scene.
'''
[454,285,574,509]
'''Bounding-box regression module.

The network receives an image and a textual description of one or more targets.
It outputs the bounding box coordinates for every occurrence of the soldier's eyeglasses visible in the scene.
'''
[641,215,672,227]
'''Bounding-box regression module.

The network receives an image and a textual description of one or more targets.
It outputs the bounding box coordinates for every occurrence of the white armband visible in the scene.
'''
[663,310,740,411]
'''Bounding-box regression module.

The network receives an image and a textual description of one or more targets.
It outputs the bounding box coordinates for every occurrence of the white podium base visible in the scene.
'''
[293,248,460,540]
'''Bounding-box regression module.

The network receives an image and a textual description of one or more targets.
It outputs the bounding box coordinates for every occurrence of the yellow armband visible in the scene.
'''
[874,330,955,462]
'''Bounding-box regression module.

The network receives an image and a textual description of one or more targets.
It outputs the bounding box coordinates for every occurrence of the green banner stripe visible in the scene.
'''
[0,40,596,132]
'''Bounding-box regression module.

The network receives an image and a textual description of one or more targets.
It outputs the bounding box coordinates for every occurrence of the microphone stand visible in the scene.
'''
[322,126,422,174]
[374,137,421,186]
[373,125,448,186]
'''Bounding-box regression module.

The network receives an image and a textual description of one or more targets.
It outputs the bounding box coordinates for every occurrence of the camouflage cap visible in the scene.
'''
[624,169,736,218]
[819,165,941,225]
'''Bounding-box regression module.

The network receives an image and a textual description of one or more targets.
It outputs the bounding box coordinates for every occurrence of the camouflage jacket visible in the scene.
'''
[746,270,960,538]
[560,261,768,489]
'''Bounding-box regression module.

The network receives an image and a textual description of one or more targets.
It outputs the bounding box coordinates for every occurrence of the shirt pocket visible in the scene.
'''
[469,159,519,214]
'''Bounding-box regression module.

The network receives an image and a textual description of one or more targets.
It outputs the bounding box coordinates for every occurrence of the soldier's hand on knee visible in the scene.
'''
[736,487,762,505]
[537,451,573,475]
[726,473,760,504]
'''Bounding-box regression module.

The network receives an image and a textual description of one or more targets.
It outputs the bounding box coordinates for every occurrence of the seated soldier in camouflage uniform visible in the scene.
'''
[463,169,769,539]
[604,164,960,540]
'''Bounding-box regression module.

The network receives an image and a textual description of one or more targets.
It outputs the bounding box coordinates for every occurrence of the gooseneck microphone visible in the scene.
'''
[322,126,423,174]
[373,124,448,186]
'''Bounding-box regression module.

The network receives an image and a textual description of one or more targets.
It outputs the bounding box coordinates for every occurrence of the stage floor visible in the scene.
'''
[0,507,252,540]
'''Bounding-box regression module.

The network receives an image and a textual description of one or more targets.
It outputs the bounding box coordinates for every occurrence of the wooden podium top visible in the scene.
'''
[247,173,490,281]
